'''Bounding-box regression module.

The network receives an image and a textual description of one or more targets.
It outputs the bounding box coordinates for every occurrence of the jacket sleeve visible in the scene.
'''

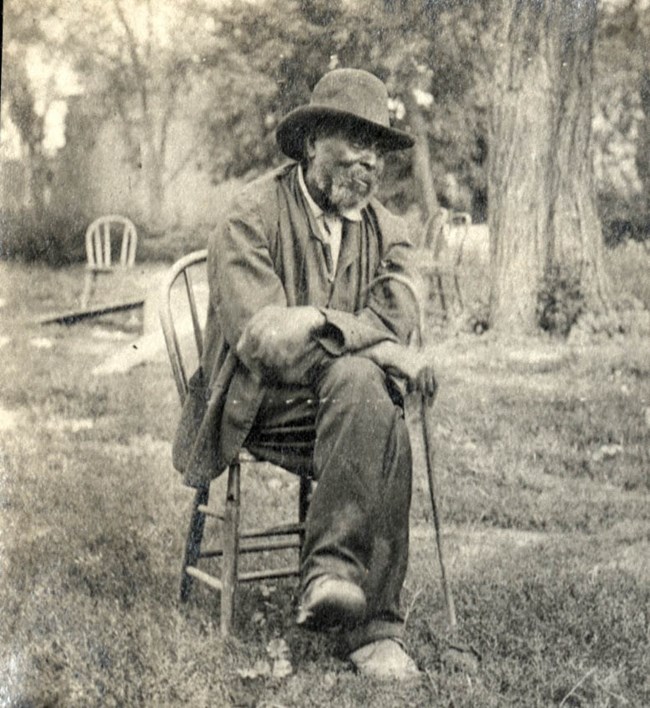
[317,209,423,355]
[208,187,287,350]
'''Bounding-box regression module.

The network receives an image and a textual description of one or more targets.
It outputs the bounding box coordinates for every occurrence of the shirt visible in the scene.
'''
[297,165,363,280]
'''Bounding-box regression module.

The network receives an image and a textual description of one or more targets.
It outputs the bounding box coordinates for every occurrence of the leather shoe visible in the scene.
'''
[296,575,366,630]
[349,639,422,681]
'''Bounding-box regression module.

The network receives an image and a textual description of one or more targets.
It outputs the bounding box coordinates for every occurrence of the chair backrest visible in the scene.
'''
[160,249,425,402]
[85,215,138,269]
[368,273,425,348]
[159,249,208,403]
[159,249,425,403]
[448,212,471,268]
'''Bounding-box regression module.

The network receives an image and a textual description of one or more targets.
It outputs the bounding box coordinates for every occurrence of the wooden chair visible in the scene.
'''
[159,250,456,635]
[80,215,138,307]
[418,210,470,319]
[159,249,312,635]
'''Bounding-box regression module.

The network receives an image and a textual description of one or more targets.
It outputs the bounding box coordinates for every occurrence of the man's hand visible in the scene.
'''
[390,348,438,403]
[358,341,438,404]
[236,305,326,379]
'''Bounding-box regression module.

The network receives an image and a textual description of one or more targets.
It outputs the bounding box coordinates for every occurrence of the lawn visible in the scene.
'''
[0,250,649,707]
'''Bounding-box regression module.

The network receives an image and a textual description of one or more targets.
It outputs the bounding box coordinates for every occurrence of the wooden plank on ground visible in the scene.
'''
[37,298,145,326]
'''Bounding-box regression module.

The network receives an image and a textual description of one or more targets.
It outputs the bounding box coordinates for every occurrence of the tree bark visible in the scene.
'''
[403,88,443,251]
[143,123,166,233]
[637,54,650,220]
[488,0,612,334]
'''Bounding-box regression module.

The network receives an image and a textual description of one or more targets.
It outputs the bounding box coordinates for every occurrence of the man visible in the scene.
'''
[174,68,436,680]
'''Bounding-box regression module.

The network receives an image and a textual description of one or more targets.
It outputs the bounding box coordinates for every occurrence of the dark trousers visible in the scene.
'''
[245,356,413,649]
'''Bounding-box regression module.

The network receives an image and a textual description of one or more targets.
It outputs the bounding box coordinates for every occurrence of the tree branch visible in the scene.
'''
[112,0,149,114]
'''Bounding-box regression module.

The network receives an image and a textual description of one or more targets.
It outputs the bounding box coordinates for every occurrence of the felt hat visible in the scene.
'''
[276,68,414,161]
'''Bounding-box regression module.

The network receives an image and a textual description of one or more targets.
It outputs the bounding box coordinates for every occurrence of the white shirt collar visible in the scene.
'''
[298,165,363,223]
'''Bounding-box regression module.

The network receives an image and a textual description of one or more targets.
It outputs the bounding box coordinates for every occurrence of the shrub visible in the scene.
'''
[0,209,88,267]
[0,210,210,266]
[536,264,585,336]
[136,225,212,263]
[598,192,650,248]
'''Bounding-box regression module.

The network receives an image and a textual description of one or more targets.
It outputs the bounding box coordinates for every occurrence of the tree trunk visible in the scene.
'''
[142,117,166,234]
[145,154,166,233]
[25,149,47,213]
[403,89,443,251]
[488,0,612,334]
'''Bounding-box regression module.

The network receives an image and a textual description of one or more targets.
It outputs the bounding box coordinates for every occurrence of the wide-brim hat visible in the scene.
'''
[276,68,414,161]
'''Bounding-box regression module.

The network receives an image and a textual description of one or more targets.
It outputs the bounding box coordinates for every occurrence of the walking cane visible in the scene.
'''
[420,393,457,630]
[369,274,457,631]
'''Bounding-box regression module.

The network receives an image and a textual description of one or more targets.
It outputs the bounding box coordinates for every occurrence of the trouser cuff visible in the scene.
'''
[301,559,365,593]
[344,618,405,653]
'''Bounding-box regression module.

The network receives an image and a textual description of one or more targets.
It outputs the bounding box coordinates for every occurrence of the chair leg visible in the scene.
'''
[436,273,447,318]
[80,270,96,308]
[453,273,464,312]
[298,475,312,552]
[220,463,241,636]
[180,485,210,602]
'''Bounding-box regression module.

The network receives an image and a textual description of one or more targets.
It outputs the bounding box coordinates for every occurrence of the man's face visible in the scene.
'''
[304,126,386,214]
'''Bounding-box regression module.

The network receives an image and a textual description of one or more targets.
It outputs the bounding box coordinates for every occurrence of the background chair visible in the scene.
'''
[159,249,312,636]
[80,215,138,307]
[418,209,470,319]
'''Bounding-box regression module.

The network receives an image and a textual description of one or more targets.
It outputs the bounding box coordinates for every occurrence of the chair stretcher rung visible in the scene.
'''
[197,505,222,518]
[197,505,224,519]
[238,566,299,582]
[194,510,303,536]
[200,539,301,558]
[240,522,304,538]
[185,566,223,591]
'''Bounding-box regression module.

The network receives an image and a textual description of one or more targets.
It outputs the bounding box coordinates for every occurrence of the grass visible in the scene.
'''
[607,240,650,307]
[1,248,649,707]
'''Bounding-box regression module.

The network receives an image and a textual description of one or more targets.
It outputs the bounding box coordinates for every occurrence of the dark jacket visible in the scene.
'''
[173,163,419,487]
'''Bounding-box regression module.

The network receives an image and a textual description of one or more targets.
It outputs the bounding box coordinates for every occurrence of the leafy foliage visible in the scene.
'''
[0,209,88,266]
[2,0,60,210]
[3,0,650,254]
[42,0,222,230]
[197,0,490,215]
[536,264,585,337]
[595,0,650,239]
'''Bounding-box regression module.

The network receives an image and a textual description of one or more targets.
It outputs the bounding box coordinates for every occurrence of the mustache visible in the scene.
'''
[341,165,380,189]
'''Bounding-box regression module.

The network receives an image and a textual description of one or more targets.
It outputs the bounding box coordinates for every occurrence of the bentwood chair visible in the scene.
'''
[418,210,470,318]
[160,249,457,636]
[81,215,138,307]
[159,249,313,635]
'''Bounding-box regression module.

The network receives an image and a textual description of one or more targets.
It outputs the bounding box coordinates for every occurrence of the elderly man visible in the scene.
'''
[174,68,436,680]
